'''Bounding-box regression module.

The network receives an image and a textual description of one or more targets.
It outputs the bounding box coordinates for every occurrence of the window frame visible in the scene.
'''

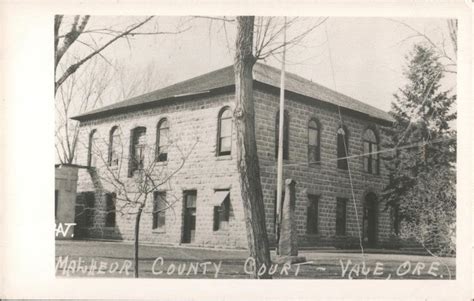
[104,193,116,228]
[308,118,321,164]
[156,118,169,162]
[336,126,349,170]
[213,190,231,231]
[83,192,95,228]
[275,109,290,160]
[128,127,147,177]
[335,198,347,236]
[153,191,167,231]
[363,128,380,175]
[306,194,319,234]
[108,126,120,167]
[217,107,233,156]
[87,129,97,167]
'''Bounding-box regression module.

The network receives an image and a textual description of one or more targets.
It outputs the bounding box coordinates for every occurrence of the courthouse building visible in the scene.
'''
[71,63,398,249]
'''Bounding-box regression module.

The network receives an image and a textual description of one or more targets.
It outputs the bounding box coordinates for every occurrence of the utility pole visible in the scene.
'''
[276,17,287,254]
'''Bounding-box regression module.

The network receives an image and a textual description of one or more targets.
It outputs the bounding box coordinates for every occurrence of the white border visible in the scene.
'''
[1,0,472,299]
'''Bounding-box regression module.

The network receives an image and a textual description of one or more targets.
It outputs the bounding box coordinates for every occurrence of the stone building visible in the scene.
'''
[55,164,80,239]
[71,63,398,249]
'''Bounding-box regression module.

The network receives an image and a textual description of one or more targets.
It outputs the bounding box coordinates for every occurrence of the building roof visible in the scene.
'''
[72,63,393,123]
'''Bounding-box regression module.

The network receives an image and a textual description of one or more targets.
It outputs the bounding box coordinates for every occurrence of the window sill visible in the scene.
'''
[154,160,169,166]
[216,155,232,161]
[152,228,166,234]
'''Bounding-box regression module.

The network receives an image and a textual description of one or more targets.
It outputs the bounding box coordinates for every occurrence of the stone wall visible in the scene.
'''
[74,85,398,249]
[253,84,396,248]
[75,90,248,248]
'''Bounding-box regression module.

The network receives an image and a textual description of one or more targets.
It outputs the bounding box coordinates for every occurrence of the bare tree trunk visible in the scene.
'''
[134,205,144,278]
[234,16,272,279]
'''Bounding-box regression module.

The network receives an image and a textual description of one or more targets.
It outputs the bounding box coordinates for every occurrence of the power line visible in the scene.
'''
[324,21,366,261]
[265,136,455,169]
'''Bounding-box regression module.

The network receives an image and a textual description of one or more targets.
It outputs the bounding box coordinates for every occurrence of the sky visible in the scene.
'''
[59,16,457,114]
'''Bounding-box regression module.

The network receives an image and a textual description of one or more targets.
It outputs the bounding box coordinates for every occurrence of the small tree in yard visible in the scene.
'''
[382,44,456,256]
[81,128,197,277]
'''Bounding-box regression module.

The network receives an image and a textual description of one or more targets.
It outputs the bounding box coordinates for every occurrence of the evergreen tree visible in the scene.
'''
[382,44,456,255]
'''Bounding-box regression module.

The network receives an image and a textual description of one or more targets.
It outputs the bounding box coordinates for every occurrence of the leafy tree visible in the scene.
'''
[382,44,456,255]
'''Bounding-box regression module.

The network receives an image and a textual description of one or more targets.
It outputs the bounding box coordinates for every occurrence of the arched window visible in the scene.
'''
[108,126,120,166]
[129,127,146,176]
[275,110,289,160]
[308,119,320,163]
[156,119,169,162]
[217,108,232,156]
[337,126,349,170]
[88,129,97,167]
[363,129,379,174]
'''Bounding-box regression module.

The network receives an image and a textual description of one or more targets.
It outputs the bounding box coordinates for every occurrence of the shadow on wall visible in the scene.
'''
[73,168,123,241]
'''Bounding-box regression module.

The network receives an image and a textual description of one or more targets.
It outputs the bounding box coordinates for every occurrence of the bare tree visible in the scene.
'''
[55,59,166,164]
[55,59,113,164]
[232,16,327,279]
[389,18,457,74]
[54,15,188,94]
[233,16,272,279]
[80,129,198,278]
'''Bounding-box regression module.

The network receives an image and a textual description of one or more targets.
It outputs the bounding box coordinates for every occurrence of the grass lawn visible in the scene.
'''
[55,240,455,279]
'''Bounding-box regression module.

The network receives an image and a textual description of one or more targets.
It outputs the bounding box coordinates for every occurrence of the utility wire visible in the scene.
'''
[325,21,366,262]
[263,136,455,169]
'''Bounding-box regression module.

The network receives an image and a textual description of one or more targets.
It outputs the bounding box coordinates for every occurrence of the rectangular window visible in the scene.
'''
[213,190,230,231]
[85,192,95,227]
[182,190,197,243]
[105,193,116,227]
[336,198,347,235]
[306,195,319,234]
[153,191,166,230]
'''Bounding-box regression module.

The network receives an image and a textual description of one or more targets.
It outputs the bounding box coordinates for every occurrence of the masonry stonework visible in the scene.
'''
[76,91,248,248]
[73,66,398,250]
[253,85,395,248]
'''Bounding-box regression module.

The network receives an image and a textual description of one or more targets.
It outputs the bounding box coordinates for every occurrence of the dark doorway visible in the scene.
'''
[364,192,377,247]
[182,190,197,243]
